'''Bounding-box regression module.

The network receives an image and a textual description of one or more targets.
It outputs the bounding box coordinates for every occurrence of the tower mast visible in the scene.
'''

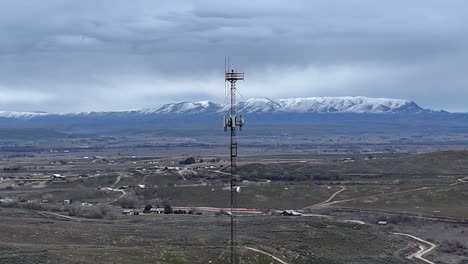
[224,63,244,264]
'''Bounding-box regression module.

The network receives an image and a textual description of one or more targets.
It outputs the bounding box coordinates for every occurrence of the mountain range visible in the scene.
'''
[0,96,465,136]
[0,96,438,118]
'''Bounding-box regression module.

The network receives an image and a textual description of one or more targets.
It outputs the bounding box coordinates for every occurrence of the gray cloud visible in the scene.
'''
[0,0,467,112]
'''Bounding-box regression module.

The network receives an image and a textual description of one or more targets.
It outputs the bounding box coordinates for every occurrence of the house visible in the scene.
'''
[122,209,139,215]
[148,208,165,214]
[0,197,13,203]
[123,209,134,215]
[281,210,302,216]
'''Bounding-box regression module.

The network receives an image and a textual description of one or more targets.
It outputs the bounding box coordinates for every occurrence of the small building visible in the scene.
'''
[377,221,388,225]
[148,208,165,214]
[137,184,147,189]
[0,198,13,203]
[122,209,139,215]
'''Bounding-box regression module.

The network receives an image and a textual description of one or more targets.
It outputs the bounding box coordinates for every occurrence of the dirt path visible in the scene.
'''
[244,246,289,264]
[109,189,126,205]
[110,174,121,187]
[459,177,468,183]
[393,233,436,264]
[314,187,432,208]
[450,176,468,186]
[43,212,84,222]
[213,170,232,176]
[304,186,346,209]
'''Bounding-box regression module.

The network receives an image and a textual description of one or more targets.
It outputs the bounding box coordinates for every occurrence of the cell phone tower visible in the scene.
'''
[223,58,244,264]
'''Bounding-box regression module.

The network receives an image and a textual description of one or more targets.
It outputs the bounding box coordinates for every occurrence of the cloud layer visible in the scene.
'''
[0,0,467,112]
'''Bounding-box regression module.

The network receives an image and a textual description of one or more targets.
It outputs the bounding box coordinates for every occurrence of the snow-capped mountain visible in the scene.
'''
[0,96,459,135]
[0,111,49,119]
[220,96,424,114]
[133,96,427,115]
[143,101,222,114]
[0,96,431,120]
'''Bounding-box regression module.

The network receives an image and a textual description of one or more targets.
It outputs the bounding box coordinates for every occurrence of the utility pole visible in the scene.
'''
[224,62,244,264]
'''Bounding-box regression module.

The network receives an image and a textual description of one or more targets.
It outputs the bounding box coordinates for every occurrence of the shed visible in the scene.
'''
[123,209,135,215]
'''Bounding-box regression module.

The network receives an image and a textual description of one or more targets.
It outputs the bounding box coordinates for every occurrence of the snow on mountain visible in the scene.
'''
[0,111,50,119]
[275,96,423,114]
[219,96,424,114]
[0,97,429,119]
[220,97,282,113]
[145,101,222,114]
[134,96,424,115]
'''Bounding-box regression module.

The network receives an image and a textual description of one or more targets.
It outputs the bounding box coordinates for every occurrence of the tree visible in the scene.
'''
[164,204,173,214]
[179,157,196,165]
[144,204,152,213]
[118,194,139,209]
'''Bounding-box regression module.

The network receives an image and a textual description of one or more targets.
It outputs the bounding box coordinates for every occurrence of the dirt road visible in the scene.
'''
[304,186,346,209]
[244,246,289,264]
[393,233,436,264]
[110,174,121,187]
[312,187,432,208]
[109,189,126,204]
[43,212,84,222]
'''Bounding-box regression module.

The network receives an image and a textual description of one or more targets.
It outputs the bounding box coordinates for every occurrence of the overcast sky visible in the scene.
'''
[0,0,467,112]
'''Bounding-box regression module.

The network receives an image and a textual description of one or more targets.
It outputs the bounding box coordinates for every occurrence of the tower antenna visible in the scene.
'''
[223,60,244,264]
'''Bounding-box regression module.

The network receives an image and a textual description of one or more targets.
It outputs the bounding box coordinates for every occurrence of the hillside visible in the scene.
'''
[239,151,468,182]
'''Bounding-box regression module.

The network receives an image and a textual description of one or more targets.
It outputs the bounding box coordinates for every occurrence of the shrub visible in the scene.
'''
[144,204,152,213]
[66,205,113,219]
[85,206,111,219]
[164,204,173,214]
[118,194,139,209]
[179,157,196,165]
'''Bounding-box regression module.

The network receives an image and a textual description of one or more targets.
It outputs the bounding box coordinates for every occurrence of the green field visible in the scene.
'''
[337,184,468,219]
[157,184,340,209]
